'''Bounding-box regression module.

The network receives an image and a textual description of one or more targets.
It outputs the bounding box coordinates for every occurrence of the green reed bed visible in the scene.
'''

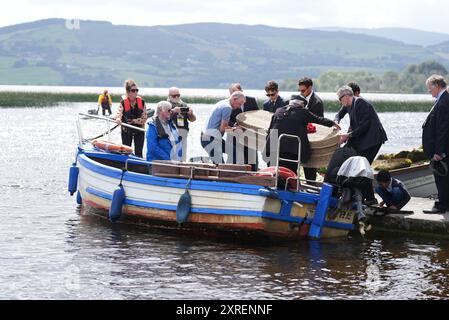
[321,100,431,112]
[0,91,433,111]
[0,91,221,108]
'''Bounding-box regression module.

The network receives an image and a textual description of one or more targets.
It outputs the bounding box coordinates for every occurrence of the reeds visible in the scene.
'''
[0,91,433,112]
[0,92,221,108]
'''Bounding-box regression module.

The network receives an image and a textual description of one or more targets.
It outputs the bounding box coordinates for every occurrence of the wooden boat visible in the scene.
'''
[69,142,358,241]
[234,110,340,168]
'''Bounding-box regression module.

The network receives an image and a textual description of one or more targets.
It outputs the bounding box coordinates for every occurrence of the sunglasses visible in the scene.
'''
[266,93,277,97]
[129,88,139,93]
[170,94,180,98]
[339,95,347,102]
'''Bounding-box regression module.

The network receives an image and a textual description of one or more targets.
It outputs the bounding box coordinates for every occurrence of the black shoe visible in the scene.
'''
[423,207,446,214]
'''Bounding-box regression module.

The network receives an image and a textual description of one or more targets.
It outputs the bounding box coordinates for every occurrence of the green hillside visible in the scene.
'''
[0,19,448,88]
[315,27,449,47]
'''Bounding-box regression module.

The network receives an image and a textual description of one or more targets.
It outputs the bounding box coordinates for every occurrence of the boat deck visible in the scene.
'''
[370,196,449,238]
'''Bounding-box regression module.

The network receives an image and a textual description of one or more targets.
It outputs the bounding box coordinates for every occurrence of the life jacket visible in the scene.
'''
[101,94,110,105]
[122,96,144,123]
[123,96,144,112]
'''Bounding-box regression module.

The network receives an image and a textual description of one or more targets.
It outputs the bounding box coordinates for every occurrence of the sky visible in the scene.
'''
[2,0,449,34]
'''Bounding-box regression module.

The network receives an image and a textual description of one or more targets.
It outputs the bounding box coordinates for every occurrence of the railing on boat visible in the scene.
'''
[77,112,146,144]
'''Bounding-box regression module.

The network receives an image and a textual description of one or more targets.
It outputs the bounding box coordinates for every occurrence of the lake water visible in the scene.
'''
[1,102,449,300]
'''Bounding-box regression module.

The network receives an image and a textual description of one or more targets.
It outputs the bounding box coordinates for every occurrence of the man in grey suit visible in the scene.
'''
[422,75,449,214]
[337,85,388,204]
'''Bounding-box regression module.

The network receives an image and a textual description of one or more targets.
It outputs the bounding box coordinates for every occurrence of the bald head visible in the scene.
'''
[168,87,181,103]
[229,83,243,94]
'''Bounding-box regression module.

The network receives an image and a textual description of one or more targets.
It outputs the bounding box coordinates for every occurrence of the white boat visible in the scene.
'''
[68,113,358,241]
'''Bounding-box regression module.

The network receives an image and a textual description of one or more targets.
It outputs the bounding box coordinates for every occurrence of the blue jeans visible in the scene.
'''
[375,186,407,209]
[200,133,225,164]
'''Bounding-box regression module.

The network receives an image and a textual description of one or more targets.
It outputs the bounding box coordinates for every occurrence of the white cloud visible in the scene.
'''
[1,0,449,33]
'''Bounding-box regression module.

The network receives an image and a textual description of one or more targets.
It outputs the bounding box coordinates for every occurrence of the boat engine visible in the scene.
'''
[335,156,374,235]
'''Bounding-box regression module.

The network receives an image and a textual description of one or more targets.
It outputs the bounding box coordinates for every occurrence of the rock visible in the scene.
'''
[374,158,413,171]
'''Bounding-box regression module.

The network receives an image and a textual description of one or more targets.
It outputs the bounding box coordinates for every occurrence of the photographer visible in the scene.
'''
[168,87,196,161]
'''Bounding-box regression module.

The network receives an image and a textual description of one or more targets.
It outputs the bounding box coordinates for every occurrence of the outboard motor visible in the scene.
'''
[335,156,374,235]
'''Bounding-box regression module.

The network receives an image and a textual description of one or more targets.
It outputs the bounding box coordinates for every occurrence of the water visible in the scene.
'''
[1,103,449,300]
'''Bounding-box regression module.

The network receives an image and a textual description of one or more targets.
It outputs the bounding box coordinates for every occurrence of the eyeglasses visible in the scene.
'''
[170,94,180,98]
[129,88,139,93]
[339,95,347,102]
[266,93,277,97]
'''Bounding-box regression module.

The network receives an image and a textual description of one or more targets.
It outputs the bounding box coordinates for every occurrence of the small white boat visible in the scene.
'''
[386,163,437,198]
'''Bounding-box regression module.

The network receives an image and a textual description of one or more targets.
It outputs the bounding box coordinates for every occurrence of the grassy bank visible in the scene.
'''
[0,91,432,111]
[0,92,221,108]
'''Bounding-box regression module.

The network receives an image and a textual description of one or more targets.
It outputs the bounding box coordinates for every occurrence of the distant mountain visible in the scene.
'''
[0,19,448,88]
[315,27,449,47]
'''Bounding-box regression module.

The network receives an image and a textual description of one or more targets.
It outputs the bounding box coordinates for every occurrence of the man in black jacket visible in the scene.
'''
[226,83,260,170]
[298,77,324,183]
[263,80,288,113]
[228,83,259,126]
[263,98,340,176]
[337,85,388,204]
[422,75,449,214]
[334,82,361,123]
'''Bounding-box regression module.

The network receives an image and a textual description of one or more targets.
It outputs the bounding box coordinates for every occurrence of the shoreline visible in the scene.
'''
[0,91,432,111]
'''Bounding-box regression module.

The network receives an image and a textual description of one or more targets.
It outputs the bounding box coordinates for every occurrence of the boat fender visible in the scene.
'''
[68,163,79,196]
[177,177,192,224]
[109,169,127,222]
[176,190,192,224]
[76,191,82,205]
[109,184,125,222]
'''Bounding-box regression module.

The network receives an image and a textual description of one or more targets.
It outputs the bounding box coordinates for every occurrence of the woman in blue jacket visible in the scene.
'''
[146,101,182,162]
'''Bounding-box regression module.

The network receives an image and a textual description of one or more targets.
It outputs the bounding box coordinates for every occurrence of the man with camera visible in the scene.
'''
[168,87,196,161]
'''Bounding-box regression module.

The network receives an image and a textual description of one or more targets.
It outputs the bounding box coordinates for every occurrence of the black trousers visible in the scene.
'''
[101,104,112,116]
[357,144,383,201]
[228,136,258,171]
[304,167,317,182]
[121,129,145,158]
[434,157,449,210]
[358,144,382,165]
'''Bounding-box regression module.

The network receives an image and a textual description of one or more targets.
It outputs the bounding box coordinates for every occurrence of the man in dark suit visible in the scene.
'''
[337,85,388,204]
[334,82,361,123]
[263,80,288,113]
[226,83,260,170]
[422,75,449,214]
[263,98,340,176]
[229,83,259,126]
[298,77,324,183]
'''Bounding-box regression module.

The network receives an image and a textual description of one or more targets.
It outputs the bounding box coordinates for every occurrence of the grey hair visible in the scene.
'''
[426,74,447,89]
[229,91,246,102]
[336,85,354,99]
[229,83,242,94]
[288,99,306,108]
[156,101,172,115]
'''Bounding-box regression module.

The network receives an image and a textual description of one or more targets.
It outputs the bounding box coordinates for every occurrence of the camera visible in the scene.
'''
[180,107,190,115]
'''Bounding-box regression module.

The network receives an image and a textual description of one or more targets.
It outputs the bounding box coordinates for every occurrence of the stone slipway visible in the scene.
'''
[370,196,449,238]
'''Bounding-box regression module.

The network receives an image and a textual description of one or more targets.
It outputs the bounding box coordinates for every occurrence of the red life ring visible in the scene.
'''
[256,166,298,189]
[92,139,133,154]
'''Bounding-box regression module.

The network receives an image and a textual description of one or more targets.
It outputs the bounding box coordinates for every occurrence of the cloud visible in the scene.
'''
[1,0,449,33]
